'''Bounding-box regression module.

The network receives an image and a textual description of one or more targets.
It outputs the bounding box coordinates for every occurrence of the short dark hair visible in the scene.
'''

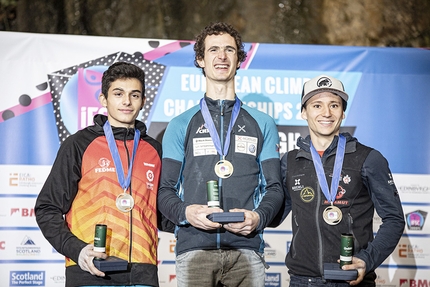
[101,62,145,98]
[193,22,247,76]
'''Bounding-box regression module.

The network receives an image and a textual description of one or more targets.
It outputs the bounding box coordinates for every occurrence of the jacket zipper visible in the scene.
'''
[217,100,225,249]
[124,128,133,262]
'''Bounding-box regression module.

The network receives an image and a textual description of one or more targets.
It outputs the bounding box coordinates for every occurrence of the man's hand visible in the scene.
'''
[223,208,260,236]
[78,244,107,277]
[185,204,223,230]
[341,257,366,285]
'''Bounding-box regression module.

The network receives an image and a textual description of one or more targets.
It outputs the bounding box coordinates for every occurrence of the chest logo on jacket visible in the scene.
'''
[300,187,315,203]
[235,135,257,156]
[237,125,246,133]
[196,124,209,134]
[95,158,115,173]
[292,178,304,192]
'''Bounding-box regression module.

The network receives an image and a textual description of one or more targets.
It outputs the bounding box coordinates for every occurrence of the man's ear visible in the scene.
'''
[301,108,307,120]
[140,97,146,110]
[99,94,107,107]
[196,57,205,68]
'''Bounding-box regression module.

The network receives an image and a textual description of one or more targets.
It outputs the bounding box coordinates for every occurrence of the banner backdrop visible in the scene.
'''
[0,31,429,287]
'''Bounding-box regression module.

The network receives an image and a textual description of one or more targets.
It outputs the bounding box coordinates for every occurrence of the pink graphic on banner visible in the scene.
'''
[0,92,52,123]
[77,68,105,129]
[144,41,193,61]
[241,43,258,70]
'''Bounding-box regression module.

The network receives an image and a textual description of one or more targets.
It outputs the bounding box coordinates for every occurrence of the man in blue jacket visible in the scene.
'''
[275,74,405,286]
[158,22,284,287]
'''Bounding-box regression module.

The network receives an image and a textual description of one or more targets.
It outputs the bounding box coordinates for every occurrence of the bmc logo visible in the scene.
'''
[400,279,430,287]
[10,208,35,217]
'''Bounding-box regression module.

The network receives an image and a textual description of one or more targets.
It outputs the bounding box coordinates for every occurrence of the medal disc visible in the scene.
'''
[323,205,342,225]
[214,160,234,178]
[116,193,134,212]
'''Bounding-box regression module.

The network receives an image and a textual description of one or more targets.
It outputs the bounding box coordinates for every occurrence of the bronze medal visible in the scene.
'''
[116,192,134,212]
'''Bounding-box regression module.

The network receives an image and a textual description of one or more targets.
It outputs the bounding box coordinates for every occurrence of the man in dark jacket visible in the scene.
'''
[157,22,284,287]
[275,74,405,286]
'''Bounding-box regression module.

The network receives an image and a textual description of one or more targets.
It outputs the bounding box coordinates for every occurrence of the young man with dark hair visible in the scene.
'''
[275,74,405,286]
[157,22,284,287]
[35,62,164,287]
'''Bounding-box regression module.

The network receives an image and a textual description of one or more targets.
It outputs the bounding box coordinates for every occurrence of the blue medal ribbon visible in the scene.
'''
[310,134,346,204]
[103,121,140,192]
[200,97,241,158]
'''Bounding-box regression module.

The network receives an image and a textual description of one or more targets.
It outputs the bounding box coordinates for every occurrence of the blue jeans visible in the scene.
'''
[176,249,266,287]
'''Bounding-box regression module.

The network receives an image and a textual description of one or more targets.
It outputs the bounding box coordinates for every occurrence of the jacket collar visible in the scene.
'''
[93,114,147,139]
[296,132,357,160]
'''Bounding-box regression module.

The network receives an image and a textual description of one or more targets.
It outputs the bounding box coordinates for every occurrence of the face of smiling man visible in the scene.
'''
[197,33,240,84]
[99,78,145,129]
[301,92,345,148]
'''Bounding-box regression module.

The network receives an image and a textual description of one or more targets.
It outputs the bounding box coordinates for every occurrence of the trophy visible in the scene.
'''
[92,224,128,272]
[206,180,245,223]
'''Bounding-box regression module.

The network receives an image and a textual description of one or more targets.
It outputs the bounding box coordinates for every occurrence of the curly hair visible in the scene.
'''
[193,22,247,76]
[101,62,145,98]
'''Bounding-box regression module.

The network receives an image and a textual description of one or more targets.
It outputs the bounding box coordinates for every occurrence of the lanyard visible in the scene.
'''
[103,121,140,191]
[310,134,346,204]
[200,97,241,158]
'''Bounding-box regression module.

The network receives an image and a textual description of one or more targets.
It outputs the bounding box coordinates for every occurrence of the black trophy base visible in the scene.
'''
[207,212,245,223]
[323,263,358,281]
[93,256,128,272]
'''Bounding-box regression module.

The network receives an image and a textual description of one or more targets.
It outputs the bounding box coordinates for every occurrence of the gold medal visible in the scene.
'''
[323,205,342,225]
[116,192,134,212]
[214,160,234,178]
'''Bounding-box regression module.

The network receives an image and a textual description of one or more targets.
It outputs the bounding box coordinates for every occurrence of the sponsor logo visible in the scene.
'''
[146,182,154,190]
[292,178,304,192]
[387,173,394,185]
[9,172,42,188]
[169,274,176,282]
[236,142,246,152]
[196,124,209,134]
[144,162,155,167]
[237,125,246,133]
[398,184,429,194]
[405,210,427,230]
[146,170,154,182]
[264,242,277,258]
[300,187,315,203]
[400,279,430,287]
[95,158,115,173]
[342,174,351,184]
[335,186,346,199]
[50,275,66,284]
[16,236,41,256]
[169,239,176,253]
[265,273,281,287]
[10,271,45,286]
[235,135,258,156]
[398,243,428,259]
[11,208,35,217]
